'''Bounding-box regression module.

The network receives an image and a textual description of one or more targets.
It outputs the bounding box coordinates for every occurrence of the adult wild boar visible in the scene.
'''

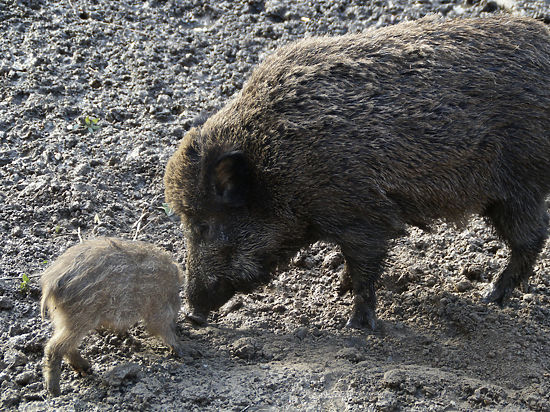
[165,16,550,330]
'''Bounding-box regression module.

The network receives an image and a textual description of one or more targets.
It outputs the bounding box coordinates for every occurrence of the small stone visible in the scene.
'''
[265,1,287,21]
[522,294,534,302]
[273,304,286,313]
[382,369,405,389]
[482,1,499,13]
[11,226,23,237]
[425,275,437,287]
[294,327,308,340]
[230,337,257,360]
[336,347,365,363]
[460,265,484,281]
[156,94,172,105]
[89,79,101,89]
[15,371,36,386]
[455,279,472,293]
[129,382,154,401]
[0,388,20,407]
[4,348,28,368]
[102,363,141,386]
[221,298,243,315]
[322,251,344,270]
[292,253,315,269]
[8,324,24,337]
[0,297,13,310]
[73,162,91,176]
[376,389,398,412]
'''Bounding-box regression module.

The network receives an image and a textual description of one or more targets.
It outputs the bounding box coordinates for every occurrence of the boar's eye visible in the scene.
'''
[182,218,208,240]
[197,222,211,239]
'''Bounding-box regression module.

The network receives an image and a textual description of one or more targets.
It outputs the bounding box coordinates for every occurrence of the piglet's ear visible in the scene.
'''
[213,151,250,207]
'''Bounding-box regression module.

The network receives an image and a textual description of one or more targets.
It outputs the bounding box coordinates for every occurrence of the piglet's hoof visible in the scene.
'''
[186,312,207,326]
[171,343,187,358]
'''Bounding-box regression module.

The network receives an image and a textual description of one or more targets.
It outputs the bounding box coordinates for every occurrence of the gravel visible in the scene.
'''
[1,0,549,410]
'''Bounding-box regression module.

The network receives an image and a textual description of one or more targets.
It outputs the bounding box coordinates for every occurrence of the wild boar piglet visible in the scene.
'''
[41,237,184,396]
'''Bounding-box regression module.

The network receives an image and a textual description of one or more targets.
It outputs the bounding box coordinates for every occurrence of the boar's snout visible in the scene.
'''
[185,273,236,325]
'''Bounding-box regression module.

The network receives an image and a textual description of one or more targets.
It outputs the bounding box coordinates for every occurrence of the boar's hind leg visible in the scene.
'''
[340,243,388,330]
[483,198,549,305]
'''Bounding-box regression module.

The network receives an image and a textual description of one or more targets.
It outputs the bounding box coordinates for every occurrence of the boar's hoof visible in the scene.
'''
[481,283,512,306]
[186,312,207,326]
[345,309,377,330]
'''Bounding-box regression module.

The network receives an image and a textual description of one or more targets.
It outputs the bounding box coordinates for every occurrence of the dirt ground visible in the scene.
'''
[1,0,549,410]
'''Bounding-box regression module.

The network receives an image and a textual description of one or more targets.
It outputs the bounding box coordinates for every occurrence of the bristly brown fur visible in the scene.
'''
[165,16,550,330]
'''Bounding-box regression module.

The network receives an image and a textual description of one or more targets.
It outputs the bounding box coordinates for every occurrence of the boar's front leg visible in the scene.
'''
[340,239,388,330]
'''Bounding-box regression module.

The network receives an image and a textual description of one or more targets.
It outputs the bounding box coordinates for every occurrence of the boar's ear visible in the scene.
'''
[213,151,250,207]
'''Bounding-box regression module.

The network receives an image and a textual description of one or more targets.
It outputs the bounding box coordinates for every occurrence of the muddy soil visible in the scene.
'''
[1,0,549,410]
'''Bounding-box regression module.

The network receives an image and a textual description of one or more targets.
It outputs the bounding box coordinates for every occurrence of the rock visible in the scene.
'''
[382,369,405,389]
[11,226,23,237]
[102,363,141,386]
[322,251,344,270]
[4,348,28,368]
[460,265,484,281]
[89,79,101,89]
[8,334,30,350]
[376,389,398,412]
[73,162,91,176]
[15,371,36,386]
[0,297,13,310]
[0,388,20,408]
[230,337,258,360]
[455,279,473,293]
[273,304,286,313]
[221,298,243,315]
[294,327,308,340]
[292,252,315,269]
[522,293,534,302]
[156,94,172,106]
[129,381,155,401]
[336,347,365,363]
[265,1,287,21]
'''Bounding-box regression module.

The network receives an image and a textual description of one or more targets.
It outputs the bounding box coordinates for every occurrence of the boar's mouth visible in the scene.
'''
[261,249,296,274]
[262,254,282,274]
[186,277,237,326]
[186,311,208,326]
[186,254,290,326]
